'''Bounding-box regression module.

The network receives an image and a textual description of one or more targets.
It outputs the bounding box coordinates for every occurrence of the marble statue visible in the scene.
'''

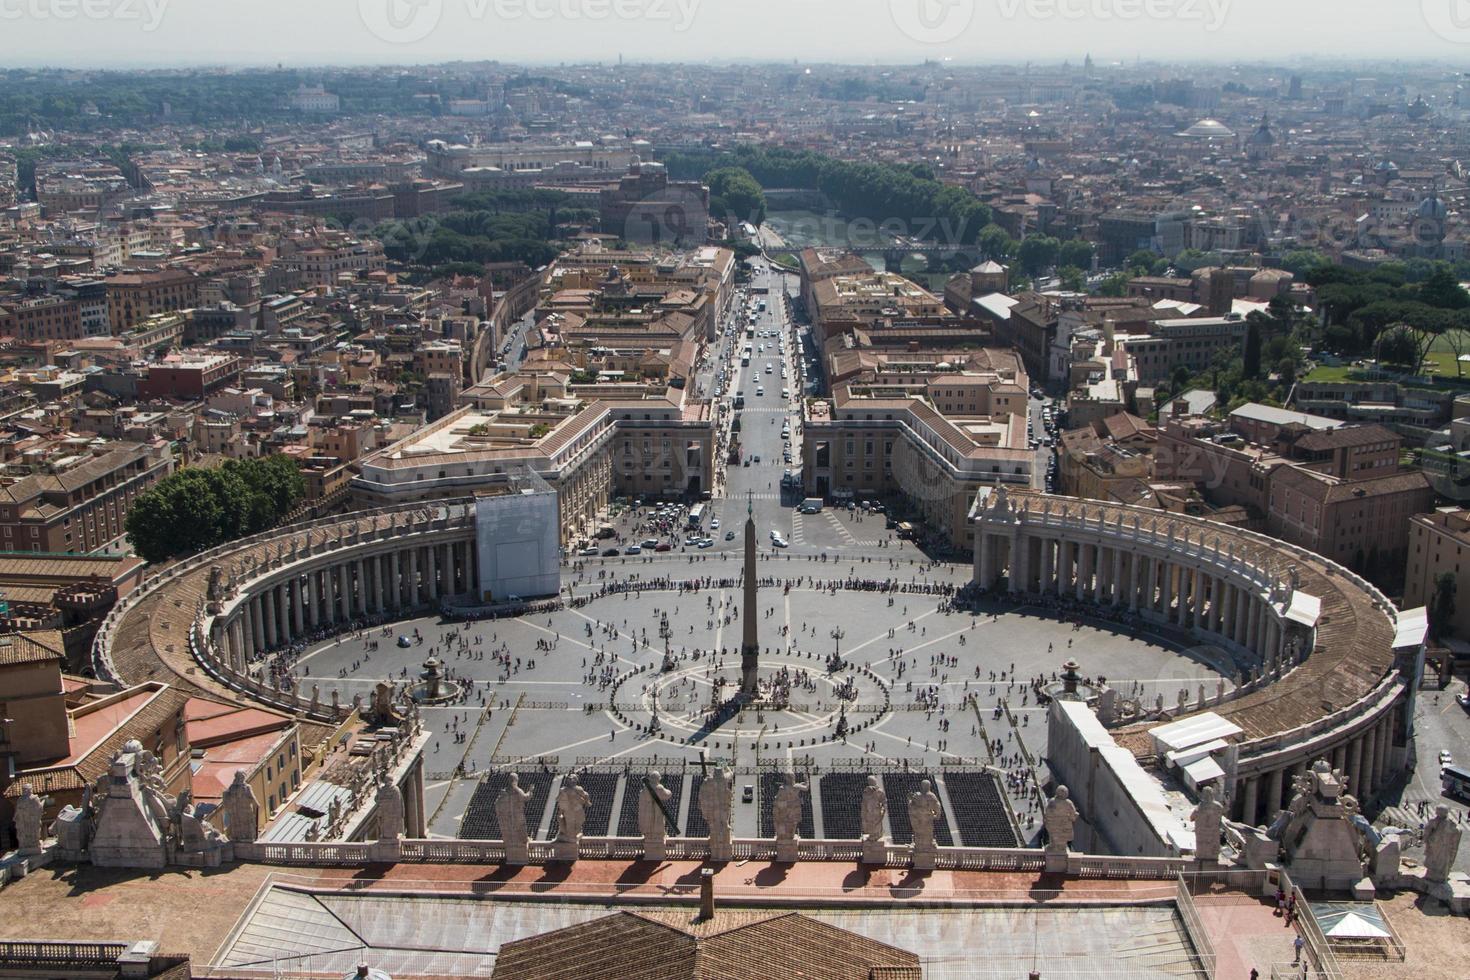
[495,774,531,861]
[907,780,942,867]
[698,768,734,861]
[371,682,396,725]
[374,772,405,842]
[860,776,888,844]
[51,805,88,859]
[1190,785,1225,863]
[1423,805,1463,884]
[772,772,808,863]
[1043,786,1079,853]
[178,798,223,853]
[555,775,591,844]
[772,772,808,842]
[638,771,674,853]
[13,784,47,853]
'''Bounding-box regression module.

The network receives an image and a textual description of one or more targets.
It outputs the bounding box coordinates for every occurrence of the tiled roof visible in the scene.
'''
[0,629,64,666]
[490,910,919,980]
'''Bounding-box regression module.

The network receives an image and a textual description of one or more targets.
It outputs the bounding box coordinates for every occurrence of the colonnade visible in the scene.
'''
[972,489,1410,827]
[1233,705,1402,827]
[976,526,1292,670]
[216,536,479,670]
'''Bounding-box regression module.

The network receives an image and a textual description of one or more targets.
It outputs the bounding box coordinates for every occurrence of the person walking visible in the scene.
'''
[1292,934,1305,965]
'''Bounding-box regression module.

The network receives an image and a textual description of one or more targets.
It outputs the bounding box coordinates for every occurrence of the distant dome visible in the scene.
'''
[1179,118,1235,139]
[1418,193,1448,221]
[1247,113,1275,145]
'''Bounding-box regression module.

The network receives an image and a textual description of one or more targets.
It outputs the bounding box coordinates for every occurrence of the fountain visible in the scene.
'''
[1038,659,1102,706]
[409,655,464,705]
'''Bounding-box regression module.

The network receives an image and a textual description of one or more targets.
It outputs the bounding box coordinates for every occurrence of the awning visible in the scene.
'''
[1393,607,1429,650]
[1286,591,1322,628]
[1182,756,1225,784]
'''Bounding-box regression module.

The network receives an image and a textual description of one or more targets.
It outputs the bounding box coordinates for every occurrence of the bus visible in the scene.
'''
[1443,764,1470,801]
[741,344,752,366]
[687,503,705,529]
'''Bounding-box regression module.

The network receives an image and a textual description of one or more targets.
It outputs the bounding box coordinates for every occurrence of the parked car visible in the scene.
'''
[579,546,599,557]
[624,545,642,555]
[601,547,621,557]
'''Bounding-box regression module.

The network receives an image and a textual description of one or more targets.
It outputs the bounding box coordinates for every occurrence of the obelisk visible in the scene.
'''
[740,492,759,696]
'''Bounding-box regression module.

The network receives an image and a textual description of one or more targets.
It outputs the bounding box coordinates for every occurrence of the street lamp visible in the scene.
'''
[828,626,846,671]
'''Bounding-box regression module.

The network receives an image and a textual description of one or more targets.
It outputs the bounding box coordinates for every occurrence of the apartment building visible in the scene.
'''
[353,383,715,544]
[802,386,1035,549]
[105,268,199,332]
[0,441,175,554]
[1403,507,1470,638]
[1154,407,1432,584]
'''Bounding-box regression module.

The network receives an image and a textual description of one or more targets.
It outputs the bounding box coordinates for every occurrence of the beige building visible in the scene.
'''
[1403,507,1470,638]
[353,383,715,545]
[0,441,175,554]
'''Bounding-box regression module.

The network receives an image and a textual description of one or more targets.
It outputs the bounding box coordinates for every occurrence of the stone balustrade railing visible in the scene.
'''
[231,836,1191,877]
[0,940,131,967]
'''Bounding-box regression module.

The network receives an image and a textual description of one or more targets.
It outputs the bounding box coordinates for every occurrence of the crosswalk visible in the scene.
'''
[789,510,884,548]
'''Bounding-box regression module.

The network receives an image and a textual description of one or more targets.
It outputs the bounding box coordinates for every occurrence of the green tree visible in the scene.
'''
[1432,571,1457,638]
[1243,314,1264,380]
[1057,239,1094,271]
[1017,235,1060,277]
[1278,249,1329,277]
[1376,325,1421,369]
[124,457,306,563]
[1420,266,1470,310]
[1096,272,1130,297]
[1059,266,1086,292]
[704,166,767,225]
[978,224,1015,261]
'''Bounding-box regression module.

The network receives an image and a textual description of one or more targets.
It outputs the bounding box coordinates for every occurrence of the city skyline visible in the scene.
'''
[1,0,1469,68]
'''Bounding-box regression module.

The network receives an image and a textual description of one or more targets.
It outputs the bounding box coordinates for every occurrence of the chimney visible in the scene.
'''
[699,867,716,920]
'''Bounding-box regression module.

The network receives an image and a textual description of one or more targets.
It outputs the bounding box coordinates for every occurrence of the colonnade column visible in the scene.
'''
[1266,767,1285,821]
[290,579,305,635]
[1348,734,1366,797]
[1241,776,1260,826]
[391,551,403,610]
[1040,538,1055,596]
[1164,558,1176,620]
[1361,726,1379,797]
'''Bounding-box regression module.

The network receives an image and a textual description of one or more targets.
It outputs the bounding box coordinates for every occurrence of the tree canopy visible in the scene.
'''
[125,456,306,563]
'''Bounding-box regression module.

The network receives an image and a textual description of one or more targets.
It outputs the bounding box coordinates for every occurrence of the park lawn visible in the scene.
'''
[1302,364,1363,383]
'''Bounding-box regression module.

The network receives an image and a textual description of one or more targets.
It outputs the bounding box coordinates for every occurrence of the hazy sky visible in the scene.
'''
[1,0,1467,68]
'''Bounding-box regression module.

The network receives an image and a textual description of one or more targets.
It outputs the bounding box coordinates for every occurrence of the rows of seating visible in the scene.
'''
[757,772,815,839]
[617,773,684,837]
[818,774,870,839]
[882,773,953,846]
[944,771,1019,848]
[684,774,710,836]
[458,771,555,841]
